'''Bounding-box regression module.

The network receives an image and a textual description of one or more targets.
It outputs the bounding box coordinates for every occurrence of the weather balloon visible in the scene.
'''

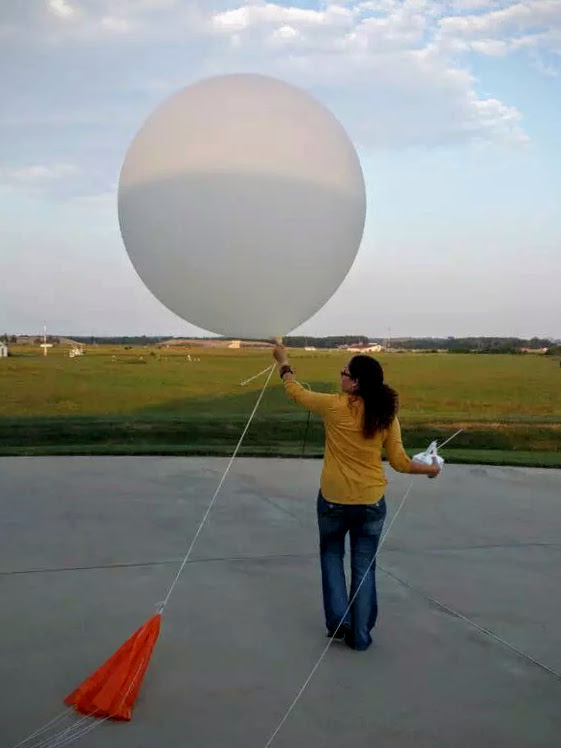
[118,73,366,339]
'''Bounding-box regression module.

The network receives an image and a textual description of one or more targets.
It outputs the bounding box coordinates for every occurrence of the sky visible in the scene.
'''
[1,0,560,340]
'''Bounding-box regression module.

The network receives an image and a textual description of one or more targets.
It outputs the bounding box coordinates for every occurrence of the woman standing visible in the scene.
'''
[273,344,440,651]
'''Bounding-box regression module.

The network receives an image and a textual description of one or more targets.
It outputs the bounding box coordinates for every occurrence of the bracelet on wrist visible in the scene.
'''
[279,364,293,379]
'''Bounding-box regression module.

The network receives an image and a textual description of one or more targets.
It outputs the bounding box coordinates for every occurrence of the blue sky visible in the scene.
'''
[1,0,560,339]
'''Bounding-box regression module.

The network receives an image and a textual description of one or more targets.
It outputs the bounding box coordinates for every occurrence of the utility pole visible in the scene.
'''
[40,324,53,356]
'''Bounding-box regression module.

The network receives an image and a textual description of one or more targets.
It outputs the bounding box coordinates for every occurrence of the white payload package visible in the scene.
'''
[413,440,445,470]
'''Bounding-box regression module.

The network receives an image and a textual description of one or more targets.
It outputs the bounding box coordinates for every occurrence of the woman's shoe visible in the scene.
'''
[344,629,371,651]
[326,622,351,642]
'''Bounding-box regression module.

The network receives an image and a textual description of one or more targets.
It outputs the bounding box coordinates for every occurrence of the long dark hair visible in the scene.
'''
[348,355,398,438]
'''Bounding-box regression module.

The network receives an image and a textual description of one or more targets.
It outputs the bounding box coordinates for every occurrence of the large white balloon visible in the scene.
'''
[118,74,366,339]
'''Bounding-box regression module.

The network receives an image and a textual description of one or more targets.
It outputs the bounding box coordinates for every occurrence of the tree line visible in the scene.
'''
[1,334,558,354]
[388,337,556,353]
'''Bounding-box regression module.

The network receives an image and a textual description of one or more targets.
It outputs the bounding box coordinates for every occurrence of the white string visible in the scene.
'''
[9,710,94,748]
[43,649,152,748]
[240,365,273,387]
[379,566,561,682]
[20,708,96,748]
[157,363,276,613]
[10,711,75,748]
[437,428,464,450]
[32,718,103,748]
[262,479,415,748]
[29,717,99,748]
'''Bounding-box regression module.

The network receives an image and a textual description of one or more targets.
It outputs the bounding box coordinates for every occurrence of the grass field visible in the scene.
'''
[1,345,560,465]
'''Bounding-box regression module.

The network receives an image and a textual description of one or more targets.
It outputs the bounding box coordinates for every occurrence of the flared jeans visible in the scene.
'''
[317,491,387,650]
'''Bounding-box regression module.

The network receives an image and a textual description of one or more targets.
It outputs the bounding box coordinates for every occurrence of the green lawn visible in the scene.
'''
[1,345,560,464]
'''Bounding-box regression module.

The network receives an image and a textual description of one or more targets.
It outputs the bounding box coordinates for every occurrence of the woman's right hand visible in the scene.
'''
[427,456,441,479]
[410,455,442,478]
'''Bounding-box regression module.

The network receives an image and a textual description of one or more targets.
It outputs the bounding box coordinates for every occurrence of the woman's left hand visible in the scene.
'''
[273,344,288,365]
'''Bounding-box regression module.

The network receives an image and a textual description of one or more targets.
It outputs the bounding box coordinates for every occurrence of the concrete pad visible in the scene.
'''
[1,457,560,747]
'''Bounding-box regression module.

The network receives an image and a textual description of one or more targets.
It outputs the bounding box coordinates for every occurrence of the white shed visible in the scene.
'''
[0,342,8,357]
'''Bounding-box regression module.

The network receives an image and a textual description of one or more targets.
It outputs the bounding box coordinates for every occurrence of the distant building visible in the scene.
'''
[228,340,241,349]
[0,342,8,357]
[344,343,385,354]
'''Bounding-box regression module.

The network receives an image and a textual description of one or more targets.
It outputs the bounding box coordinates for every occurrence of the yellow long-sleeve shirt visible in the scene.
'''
[284,379,411,504]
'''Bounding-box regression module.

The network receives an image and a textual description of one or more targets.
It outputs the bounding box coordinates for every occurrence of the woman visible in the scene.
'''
[272,344,440,651]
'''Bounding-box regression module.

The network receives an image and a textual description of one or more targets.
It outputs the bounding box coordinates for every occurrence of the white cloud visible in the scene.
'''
[469,38,509,55]
[0,163,84,200]
[268,24,302,45]
[29,0,203,42]
[203,2,531,147]
[100,16,131,33]
[438,11,561,80]
[440,1,561,36]
[23,0,561,62]
[530,54,560,77]
[4,1,558,153]
[71,191,115,208]
[438,0,561,58]
[347,6,428,51]
[47,0,77,20]
[448,0,505,10]
[0,163,79,184]
[212,3,354,33]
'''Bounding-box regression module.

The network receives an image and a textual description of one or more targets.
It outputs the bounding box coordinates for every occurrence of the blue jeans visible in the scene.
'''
[317,491,387,651]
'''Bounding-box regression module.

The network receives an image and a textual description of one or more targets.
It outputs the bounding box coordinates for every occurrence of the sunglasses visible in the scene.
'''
[340,370,352,378]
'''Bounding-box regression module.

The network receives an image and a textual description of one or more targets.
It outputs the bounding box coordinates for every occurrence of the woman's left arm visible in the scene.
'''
[273,344,335,416]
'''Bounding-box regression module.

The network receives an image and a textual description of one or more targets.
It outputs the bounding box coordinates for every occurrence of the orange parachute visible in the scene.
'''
[65,614,161,721]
